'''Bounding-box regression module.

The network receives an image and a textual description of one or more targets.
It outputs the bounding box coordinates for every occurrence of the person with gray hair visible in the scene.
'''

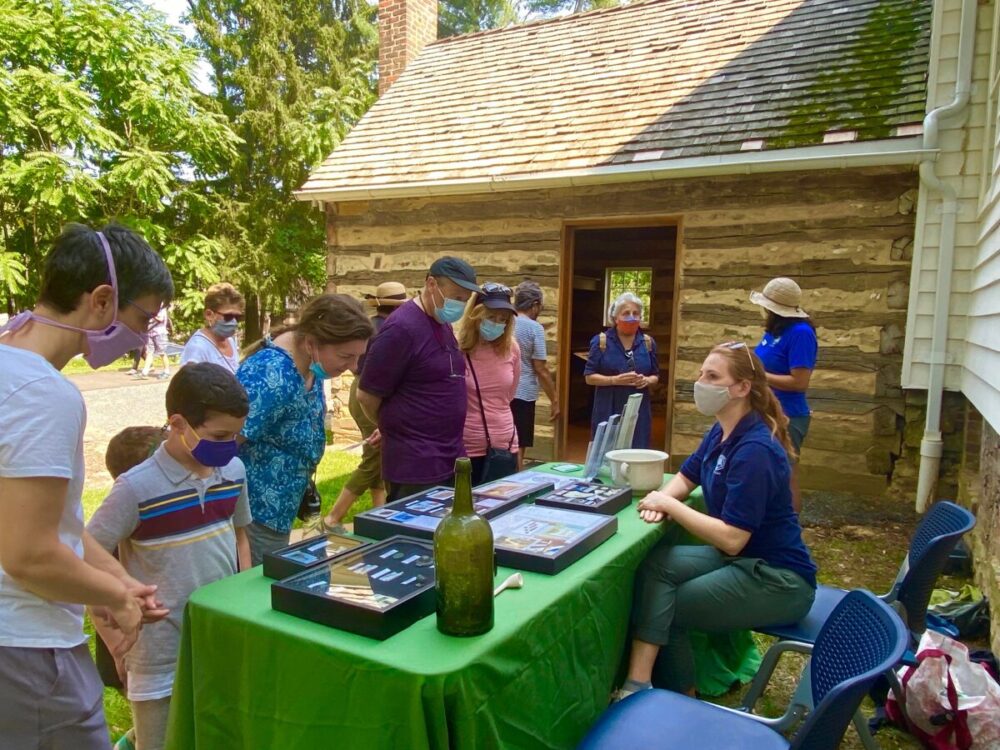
[584,291,659,448]
[511,281,559,465]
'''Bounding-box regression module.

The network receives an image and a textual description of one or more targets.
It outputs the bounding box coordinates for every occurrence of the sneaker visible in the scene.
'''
[156,371,170,380]
[126,368,137,376]
[610,682,652,703]
[305,516,348,537]
[136,373,149,380]
[114,728,136,750]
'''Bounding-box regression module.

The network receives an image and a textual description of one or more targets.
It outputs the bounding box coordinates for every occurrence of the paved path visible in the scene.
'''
[69,371,173,486]
[69,369,171,392]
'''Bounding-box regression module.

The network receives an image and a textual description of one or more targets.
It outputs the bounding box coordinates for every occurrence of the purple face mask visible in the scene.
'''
[183,427,240,468]
[0,232,148,368]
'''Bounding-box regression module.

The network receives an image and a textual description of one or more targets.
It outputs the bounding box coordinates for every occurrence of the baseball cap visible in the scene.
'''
[477,282,516,312]
[429,256,479,292]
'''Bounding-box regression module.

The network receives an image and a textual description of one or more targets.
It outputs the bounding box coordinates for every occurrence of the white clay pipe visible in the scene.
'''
[493,572,524,597]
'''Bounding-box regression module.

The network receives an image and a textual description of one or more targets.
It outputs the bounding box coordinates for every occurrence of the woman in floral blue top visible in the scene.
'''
[238,295,374,564]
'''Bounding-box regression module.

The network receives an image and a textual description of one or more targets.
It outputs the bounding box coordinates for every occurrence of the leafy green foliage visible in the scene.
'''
[0,0,241,318]
[607,268,652,321]
[439,0,620,38]
[186,0,378,339]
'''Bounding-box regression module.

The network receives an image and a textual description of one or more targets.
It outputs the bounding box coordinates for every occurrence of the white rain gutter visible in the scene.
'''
[915,0,977,513]
[294,138,931,204]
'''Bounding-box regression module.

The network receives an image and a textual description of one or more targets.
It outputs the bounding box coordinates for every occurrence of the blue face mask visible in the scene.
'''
[310,360,330,380]
[432,285,466,324]
[212,319,238,339]
[480,319,505,341]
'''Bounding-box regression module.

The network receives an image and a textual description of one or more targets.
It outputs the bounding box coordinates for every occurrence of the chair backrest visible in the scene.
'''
[893,501,976,634]
[790,590,907,750]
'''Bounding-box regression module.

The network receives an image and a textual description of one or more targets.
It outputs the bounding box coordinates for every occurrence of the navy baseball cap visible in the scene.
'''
[429,256,479,292]
[477,282,516,312]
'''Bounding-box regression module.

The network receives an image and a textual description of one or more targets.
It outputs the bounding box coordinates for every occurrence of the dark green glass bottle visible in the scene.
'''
[434,458,495,636]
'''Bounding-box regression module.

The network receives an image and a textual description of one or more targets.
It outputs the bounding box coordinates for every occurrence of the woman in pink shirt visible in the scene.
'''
[457,283,521,484]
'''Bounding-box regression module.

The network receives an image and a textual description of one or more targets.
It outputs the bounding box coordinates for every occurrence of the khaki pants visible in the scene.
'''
[344,377,383,495]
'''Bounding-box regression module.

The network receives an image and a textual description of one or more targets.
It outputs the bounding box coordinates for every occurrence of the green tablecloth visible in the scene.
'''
[166,465,759,749]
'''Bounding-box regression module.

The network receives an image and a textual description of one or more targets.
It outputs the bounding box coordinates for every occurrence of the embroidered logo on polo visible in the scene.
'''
[714,455,727,475]
[133,481,243,547]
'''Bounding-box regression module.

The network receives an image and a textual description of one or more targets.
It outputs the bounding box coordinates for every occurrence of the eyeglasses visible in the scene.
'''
[127,300,160,331]
[480,282,512,296]
[721,341,755,373]
[446,350,464,379]
[214,311,244,323]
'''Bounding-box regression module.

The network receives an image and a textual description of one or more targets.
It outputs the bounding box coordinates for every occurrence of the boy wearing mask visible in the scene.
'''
[88,363,252,750]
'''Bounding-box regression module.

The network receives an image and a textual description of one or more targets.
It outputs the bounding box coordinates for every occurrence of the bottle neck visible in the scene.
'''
[453,465,474,515]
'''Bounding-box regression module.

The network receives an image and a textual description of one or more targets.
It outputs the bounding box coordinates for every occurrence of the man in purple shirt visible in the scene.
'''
[357,257,478,501]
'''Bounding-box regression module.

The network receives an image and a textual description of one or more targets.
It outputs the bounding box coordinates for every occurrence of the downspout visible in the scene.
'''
[915,0,977,512]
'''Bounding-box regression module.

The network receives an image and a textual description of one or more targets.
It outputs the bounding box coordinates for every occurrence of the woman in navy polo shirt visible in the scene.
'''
[614,342,816,701]
[750,277,818,512]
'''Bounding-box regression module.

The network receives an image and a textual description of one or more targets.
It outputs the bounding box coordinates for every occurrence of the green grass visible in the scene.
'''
[62,353,182,377]
[62,355,133,376]
[82,447,365,742]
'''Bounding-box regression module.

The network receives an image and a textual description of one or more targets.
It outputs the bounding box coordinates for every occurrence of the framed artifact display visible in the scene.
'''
[472,473,559,501]
[353,482,548,541]
[489,505,617,574]
[271,536,437,640]
[534,481,632,516]
[263,532,369,580]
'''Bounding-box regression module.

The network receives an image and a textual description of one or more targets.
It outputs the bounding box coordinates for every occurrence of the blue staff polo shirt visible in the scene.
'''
[754,321,818,418]
[679,411,816,587]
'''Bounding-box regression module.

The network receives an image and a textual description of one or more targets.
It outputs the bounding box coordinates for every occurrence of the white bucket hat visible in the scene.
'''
[749,277,809,318]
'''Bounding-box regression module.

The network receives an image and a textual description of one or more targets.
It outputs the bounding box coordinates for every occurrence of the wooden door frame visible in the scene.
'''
[557,216,684,460]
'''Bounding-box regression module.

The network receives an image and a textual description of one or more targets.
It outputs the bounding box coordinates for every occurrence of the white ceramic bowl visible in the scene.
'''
[605,449,669,493]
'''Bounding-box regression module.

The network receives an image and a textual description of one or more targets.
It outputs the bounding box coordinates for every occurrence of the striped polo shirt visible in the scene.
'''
[87,444,251,695]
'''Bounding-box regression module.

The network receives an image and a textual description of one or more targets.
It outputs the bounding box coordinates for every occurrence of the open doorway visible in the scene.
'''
[560,224,678,461]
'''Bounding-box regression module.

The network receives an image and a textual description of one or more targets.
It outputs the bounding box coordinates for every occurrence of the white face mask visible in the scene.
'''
[693,381,733,416]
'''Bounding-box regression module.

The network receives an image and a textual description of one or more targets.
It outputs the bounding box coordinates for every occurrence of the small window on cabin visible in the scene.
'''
[605,268,652,325]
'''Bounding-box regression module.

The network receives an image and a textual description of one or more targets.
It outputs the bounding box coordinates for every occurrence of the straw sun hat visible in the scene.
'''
[749,277,810,318]
[364,281,408,307]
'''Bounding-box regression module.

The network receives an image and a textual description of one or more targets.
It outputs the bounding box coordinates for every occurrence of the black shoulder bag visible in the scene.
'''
[466,354,518,483]
[297,470,322,521]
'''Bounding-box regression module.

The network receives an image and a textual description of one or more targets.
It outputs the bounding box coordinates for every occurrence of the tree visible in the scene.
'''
[0,0,241,319]
[185,0,378,342]
[439,0,621,38]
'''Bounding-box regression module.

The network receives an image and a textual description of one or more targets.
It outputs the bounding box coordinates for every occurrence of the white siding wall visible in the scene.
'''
[966,0,1000,431]
[903,0,991,390]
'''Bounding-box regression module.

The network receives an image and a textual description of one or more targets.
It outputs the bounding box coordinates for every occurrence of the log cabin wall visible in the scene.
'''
[326,165,918,496]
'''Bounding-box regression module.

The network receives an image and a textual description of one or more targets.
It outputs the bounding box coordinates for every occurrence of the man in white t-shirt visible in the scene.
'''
[0,223,173,748]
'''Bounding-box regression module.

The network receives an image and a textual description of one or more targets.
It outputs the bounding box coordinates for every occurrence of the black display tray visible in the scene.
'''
[472,473,560,502]
[352,480,551,541]
[263,532,369,580]
[534,480,633,516]
[271,536,436,640]
[489,505,617,575]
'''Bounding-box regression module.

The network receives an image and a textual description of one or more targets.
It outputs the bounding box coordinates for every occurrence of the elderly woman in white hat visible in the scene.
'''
[319,281,409,532]
[749,277,817,512]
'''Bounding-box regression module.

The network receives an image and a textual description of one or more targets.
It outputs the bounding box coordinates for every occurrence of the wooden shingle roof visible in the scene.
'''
[299,0,931,199]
